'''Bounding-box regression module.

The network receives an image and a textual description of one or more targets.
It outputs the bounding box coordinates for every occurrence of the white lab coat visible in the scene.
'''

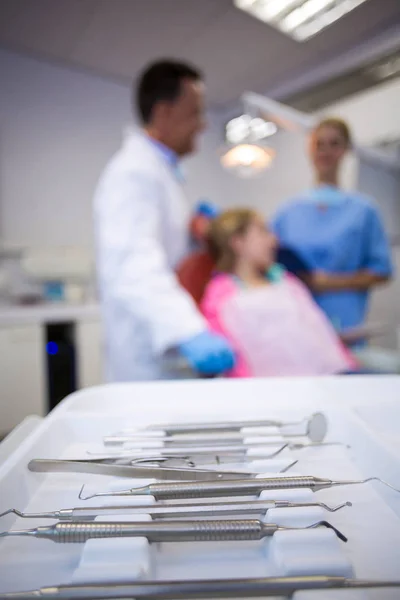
[94,130,206,381]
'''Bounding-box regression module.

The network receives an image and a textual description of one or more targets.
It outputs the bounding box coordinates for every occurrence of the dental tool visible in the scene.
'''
[86,441,346,464]
[0,499,351,521]
[1,575,399,600]
[0,518,347,543]
[104,412,328,446]
[78,474,400,501]
[27,459,254,480]
[114,412,327,436]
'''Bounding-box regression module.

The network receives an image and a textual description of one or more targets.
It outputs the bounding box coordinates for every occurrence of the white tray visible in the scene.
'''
[0,376,400,600]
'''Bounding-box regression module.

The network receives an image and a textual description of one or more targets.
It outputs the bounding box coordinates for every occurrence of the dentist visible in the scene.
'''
[94,60,235,381]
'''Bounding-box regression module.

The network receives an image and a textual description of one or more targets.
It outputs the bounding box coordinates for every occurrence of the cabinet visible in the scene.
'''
[0,311,104,437]
[0,324,46,435]
[76,320,104,388]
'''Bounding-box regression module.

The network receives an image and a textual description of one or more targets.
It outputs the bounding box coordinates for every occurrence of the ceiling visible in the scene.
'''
[0,0,399,108]
[287,47,400,111]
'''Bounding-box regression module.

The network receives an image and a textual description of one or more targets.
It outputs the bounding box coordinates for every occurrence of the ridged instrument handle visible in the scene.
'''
[148,476,317,500]
[35,520,277,543]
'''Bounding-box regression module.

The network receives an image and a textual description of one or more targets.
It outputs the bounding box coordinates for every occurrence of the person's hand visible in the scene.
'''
[179,331,235,375]
[311,270,334,293]
[339,322,389,344]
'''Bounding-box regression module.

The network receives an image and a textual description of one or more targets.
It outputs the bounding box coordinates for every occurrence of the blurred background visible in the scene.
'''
[0,0,399,434]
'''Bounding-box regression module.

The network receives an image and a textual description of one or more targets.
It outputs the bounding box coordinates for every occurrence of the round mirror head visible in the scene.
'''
[307,412,328,442]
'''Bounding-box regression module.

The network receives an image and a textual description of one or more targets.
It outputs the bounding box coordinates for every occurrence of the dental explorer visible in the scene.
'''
[77,474,400,501]
[0,499,351,521]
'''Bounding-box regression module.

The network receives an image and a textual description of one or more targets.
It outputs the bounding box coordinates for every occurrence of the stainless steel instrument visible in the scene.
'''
[27,459,254,481]
[115,412,327,435]
[0,518,347,543]
[87,441,344,463]
[78,474,400,501]
[1,575,399,600]
[104,412,328,446]
[0,499,351,521]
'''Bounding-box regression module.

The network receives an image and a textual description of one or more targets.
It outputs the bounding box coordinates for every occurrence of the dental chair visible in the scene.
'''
[177,250,215,307]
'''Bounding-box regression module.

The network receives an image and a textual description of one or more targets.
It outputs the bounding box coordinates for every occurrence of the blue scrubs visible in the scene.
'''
[272,186,393,332]
[276,246,311,280]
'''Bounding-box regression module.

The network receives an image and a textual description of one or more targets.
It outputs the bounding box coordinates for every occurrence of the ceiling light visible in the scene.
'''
[235,0,258,9]
[281,0,335,32]
[253,0,301,21]
[220,144,275,178]
[292,0,365,39]
[233,0,371,41]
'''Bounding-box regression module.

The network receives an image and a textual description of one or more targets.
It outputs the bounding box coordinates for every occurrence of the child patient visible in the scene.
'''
[201,208,357,377]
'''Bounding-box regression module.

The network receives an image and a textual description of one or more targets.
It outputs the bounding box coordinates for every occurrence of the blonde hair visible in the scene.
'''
[207,208,258,272]
[313,117,352,147]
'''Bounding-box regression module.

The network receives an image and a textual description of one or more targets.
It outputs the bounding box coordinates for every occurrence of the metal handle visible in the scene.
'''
[145,519,266,542]
[38,520,273,543]
[161,421,279,435]
[104,432,274,446]
[148,480,263,500]
[38,522,133,543]
[148,476,317,500]
[142,416,316,434]
[4,576,400,599]
[1,518,345,544]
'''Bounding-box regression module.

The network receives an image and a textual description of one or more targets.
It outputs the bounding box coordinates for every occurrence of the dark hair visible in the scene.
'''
[136,60,202,124]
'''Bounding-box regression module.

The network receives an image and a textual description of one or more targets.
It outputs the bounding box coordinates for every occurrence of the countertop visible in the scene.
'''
[0,301,101,326]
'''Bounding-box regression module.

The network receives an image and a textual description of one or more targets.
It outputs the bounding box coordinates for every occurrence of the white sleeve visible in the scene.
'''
[97,170,206,354]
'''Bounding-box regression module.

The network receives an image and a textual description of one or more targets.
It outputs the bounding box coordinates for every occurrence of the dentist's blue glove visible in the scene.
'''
[179,331,235,375]
[195,200,221,219]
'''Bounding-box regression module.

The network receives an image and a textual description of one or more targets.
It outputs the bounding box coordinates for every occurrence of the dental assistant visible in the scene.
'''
[94,60,235,381]
[272,118,392,337]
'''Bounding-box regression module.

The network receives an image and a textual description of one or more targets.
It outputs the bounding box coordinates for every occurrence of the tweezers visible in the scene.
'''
[27,459,255,480]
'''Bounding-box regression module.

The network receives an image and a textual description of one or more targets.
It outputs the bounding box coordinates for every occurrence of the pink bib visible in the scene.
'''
[220,278,352,376]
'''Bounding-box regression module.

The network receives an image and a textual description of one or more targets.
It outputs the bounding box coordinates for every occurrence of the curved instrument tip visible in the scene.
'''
[0,509,22,519]
[364,477,400,493]
[319,501,352,512]
[78,484,94,501]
